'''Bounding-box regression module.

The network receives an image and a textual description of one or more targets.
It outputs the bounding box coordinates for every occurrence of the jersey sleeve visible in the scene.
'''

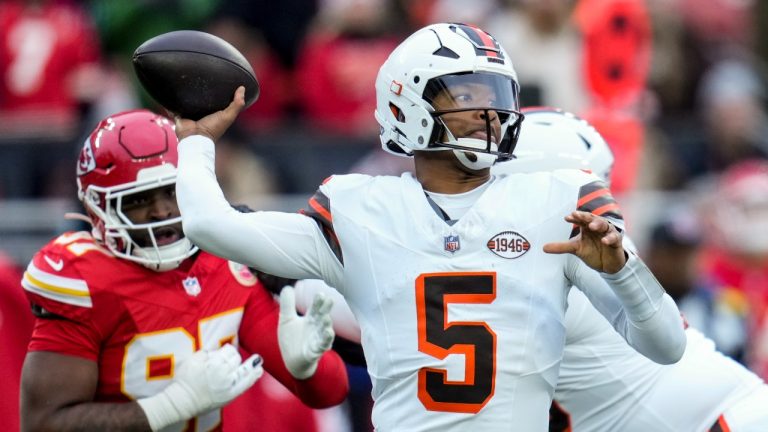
[21,236,102,360]
[22,240,93,321]
[555,169,625,237]
[299,184,343,265]
[567,252,687,364]
[177,135,343,285]
[238,284,349,408]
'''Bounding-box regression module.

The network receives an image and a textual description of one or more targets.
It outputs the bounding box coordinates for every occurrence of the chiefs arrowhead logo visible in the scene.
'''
[77,139,96,175]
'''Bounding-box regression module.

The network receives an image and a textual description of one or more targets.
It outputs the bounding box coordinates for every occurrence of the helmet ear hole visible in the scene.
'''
[389,103,406,122]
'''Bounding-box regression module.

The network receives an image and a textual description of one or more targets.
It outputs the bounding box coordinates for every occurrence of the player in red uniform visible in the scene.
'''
[19,110,348,431]
[0,251,34,432]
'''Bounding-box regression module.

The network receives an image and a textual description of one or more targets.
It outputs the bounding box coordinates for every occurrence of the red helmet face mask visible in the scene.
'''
[76,109,197,271]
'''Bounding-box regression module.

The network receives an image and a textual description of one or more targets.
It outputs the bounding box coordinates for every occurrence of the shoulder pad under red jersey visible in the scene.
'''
[21,231,112,321]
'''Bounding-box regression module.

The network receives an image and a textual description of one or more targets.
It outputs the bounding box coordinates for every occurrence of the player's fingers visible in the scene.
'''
[216,344,242,369]
[309,292,334,318]
[226,86,246,112]
[602,231,623,246]
[317,327,335,352]
[230,354,263,393]
[543,241,577,255]
[279,286,297,317]
[564,210,592,224]
[587,217,611,234]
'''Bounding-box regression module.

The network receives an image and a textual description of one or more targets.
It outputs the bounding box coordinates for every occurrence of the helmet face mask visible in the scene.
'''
[375,23,524,169]
[77,110,197,271]
[426,72,523,163]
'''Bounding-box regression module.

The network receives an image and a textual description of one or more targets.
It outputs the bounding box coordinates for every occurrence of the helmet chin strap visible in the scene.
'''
[133,238,196,272]
[451,137,499,171]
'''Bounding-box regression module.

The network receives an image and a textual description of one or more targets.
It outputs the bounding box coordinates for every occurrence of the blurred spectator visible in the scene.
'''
[89,0,219,59]
[757,0,768,67]
[205,15,293,132]
[423,0,499,27]
[214,128,280,204]
[697,160,768,376]
[486,0,588,112]
[575,0,653,196]
[642,204,747,361]
[678,0,755,47]
[0,251,34,431]
[0,0,102,137]
[397,0,436,28]
[88,0,220,111]
[0,0,104,198]
[656,53,768,188]
[213,0,319,69]
[349,147,413,177]
[294,0,402,136]
[697,57,768,172]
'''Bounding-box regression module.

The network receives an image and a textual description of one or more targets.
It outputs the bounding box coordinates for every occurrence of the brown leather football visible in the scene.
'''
[132,30,259,120]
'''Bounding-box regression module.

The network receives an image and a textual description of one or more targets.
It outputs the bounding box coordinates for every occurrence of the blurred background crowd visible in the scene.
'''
[1,0,768,431]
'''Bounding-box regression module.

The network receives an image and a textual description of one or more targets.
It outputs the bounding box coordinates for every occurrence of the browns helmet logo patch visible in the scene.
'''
[229,261,258,286]
[487,231,530,259]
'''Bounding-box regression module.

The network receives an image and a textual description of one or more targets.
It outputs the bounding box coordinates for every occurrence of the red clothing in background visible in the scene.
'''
[0,252,33,432]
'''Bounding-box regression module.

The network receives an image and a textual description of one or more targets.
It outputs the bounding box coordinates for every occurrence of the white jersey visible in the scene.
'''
[555,289,765,432]
[176,136,686,432]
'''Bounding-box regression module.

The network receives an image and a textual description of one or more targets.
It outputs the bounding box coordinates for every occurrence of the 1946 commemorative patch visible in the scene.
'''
[487,231,530,259]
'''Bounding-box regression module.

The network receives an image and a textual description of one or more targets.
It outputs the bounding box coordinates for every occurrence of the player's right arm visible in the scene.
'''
[176,135,343,285]
[175,89,346,285]
[21,236,261,431]
[22,350,153,431]
[20,240,155,431]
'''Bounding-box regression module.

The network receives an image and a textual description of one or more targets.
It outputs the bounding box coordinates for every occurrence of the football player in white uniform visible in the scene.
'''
[494,108,768,432]
[174,23,685,431]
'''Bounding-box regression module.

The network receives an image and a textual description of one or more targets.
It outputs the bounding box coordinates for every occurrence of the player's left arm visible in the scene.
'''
[566,250,686,364]
[545,176,686,364]
[542,176,627,274]
[239,285,349,408]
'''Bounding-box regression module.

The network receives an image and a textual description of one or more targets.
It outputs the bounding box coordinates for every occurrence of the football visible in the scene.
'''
[132,30,259,120]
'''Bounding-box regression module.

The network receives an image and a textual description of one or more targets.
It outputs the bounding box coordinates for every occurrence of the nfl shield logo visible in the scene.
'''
[182,276,201,297]
[444,234,460,253]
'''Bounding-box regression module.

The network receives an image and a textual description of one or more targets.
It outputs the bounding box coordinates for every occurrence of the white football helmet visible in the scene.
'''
[76,109,198,271]
[708,160,768,255]
[492,107,615,182]
[374,22,524,170]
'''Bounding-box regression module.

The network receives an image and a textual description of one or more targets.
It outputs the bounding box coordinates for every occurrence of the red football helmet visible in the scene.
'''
[76,109,197,271]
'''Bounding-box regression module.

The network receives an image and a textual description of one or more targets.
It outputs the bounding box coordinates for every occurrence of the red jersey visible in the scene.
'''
[223,373,320,432]
[22,231,348,431]
[0,1,101,131]
[0,252,33,432]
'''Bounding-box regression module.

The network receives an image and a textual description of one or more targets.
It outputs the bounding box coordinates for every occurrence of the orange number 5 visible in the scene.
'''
[415,272,497,413]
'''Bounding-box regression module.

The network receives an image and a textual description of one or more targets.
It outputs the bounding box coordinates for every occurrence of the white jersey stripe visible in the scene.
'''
[22,263,92,308]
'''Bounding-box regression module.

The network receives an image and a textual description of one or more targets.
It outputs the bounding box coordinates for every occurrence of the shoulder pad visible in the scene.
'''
[319,173,374,195]
[21,232,100,321]
[550,168,601,185]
